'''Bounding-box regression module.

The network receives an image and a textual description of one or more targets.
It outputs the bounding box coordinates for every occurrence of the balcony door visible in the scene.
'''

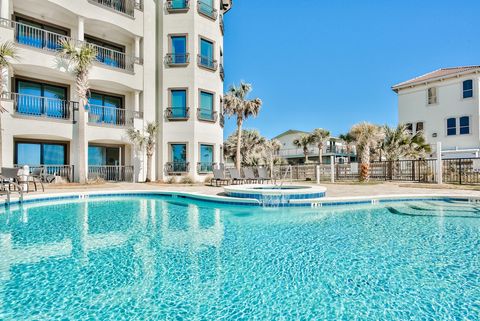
[15,141,67,166]
[88,92,124,125]
[171,36,187,64]
[15,16,68,51]
[200,38,214,68]
[88,146,121,166]
[171,90,187,118]
[171,144,187,172]
[200,144,214,172]
[199,91,214,120]
[16,79,67,118]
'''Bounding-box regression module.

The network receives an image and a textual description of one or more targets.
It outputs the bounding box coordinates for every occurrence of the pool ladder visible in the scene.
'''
[1,181,24,206]
[277,165,293,187]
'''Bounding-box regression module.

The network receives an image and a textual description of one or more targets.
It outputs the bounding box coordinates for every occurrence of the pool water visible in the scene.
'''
[0,196,479,320]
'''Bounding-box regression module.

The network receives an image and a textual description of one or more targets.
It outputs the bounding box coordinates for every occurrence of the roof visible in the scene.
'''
[272,129,309,140]
[392,66,480,92]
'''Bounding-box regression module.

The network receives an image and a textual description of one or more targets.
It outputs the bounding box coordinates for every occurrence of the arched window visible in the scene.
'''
[463,80,473,99]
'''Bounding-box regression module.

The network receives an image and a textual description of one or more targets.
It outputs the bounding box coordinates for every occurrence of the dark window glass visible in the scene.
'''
[406,123,413,132]
[16,80,67,117]
[16,142,66,166]
[200,91,214,120]
[447,118,456,136]
[416,122,424,132]
[88,92,123,125]
[463,80,473,99]
[171,90,187,118]
[199,144,213,172]
[15,17,68,50]
[171,36,187,63]
[88,146,120,165]
[171,144,187,172]
[200,39,214,68]
[460,116,470,135]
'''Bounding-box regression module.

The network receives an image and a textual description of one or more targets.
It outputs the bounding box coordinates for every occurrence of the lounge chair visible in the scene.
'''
[227,168,245,185]
[257,167,275,184]
[243,167,259,184]
[0,167,20,191]
[29,168,45,192]
[212,168,231,187]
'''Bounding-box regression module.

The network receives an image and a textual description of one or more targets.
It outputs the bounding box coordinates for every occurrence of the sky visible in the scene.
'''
[222,0,480,139]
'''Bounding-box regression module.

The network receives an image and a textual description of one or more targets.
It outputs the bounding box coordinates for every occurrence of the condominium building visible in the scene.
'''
[393,66,480,158]
[0,0,231,183]
[274,130,356,164]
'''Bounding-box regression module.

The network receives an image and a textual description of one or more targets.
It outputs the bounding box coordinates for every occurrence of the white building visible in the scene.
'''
[273,130,356,164]
[393,66,480,158]
[0,0,231,183]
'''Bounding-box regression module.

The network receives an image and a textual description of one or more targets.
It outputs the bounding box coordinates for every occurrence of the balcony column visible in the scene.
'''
[134,36,141,62]
[77,16,85,42]
[0,0,9,19]
[134,90,140,113]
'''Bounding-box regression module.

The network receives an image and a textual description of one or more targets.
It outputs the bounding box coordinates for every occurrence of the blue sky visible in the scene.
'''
[222,0,479,139]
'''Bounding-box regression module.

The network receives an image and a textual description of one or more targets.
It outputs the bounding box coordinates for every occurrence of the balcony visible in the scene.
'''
[165,162,189,174]
[219,63,225,80]
[88,165,134,182]
[197,0,218,20]
[165,107,190,121]
[90,43,136,72]
[164,53,190,67]
[197,54,218,71]
[15,165,75,182]
[4,92,77,121]
[88,105,134,127]
[220,14,224,34]
[88,0,143,17]
[197,108,218,122]
[197,162,215,174]
[166,0,190,13]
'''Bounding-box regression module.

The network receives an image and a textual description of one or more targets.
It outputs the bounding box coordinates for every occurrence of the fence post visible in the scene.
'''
[459,159,462,185]
[436,142,443,184]
[316,165,320,185]
[330,156,335,183]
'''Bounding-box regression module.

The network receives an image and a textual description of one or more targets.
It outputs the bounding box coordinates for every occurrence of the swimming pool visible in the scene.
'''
[0,195,479,319]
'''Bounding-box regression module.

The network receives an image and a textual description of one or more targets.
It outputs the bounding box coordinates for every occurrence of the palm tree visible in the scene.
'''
[0,41,18,169]
[381,124,431,161]
[293,134,314,164]
[311,128,330,164]
[339,133,355,156]
[127,122,159,182]
[224,129,266,166]
[223,82,262,170]
[349,122,384,181]
[263,139,282,175]
[59,40,97,183]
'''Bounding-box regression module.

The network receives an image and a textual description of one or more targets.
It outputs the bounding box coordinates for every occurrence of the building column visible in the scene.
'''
[77,16,85,42]
[134,36,141,62]
[134,90,140,113]
[0,0,9,20]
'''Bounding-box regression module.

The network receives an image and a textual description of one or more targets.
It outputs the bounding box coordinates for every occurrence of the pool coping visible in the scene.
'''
[2,189,480,208]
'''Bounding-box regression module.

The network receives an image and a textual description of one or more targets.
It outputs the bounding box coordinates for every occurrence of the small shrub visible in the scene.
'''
[180,176,194,184]
[204,175,213,185]
[167,176,176,184]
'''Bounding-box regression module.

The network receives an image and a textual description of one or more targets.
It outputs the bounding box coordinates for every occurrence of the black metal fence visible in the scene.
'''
[272,158,480,185]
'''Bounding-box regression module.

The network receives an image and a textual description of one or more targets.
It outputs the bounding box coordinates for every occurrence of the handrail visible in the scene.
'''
[277,165,292,187]
[0,175,24,205]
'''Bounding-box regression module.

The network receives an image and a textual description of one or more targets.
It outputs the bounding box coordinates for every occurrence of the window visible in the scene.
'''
[88,92,124,125]
[170,36,187,64]
[16,79,67,117]
[406,123,413,133]
[171,144,187,172]
[428,87,437,105]
[15,141,67,166]
[170,0,188,9]
[463,80,473,99]
[459,116,470,135]
[200,38,215,69]
[416,122,424,133]
[198,0,215,17]
[199,144,214,172]
[199,91,214,120]
[170,90,187,118]
[15,16,68,50]
[447,118,456,136]
[88,146,120,166]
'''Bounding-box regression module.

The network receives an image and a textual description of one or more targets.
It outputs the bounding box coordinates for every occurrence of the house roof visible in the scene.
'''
[272,129,309,140]
[392,66,480,92]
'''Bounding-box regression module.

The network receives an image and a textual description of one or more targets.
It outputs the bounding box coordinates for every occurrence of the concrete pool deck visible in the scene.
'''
[35,181,480,198]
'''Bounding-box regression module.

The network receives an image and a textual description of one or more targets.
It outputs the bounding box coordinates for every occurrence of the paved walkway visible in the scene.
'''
[38,181,480,198]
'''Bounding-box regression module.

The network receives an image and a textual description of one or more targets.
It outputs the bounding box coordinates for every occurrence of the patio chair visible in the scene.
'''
[29,168,45,192]
[0,167,21,191]
[227,168,246,185]
[243,167,259,184]
[257,167,276,184]
[212,168,231,187]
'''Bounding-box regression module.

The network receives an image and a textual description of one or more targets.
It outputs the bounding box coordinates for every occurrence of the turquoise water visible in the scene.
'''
[0,196,479,320]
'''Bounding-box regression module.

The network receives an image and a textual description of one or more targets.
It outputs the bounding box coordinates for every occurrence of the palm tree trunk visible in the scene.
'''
[146,154,152,182]
[304,148,309,163]
[235,121,243,170]
[360,146,371,182]
[318,143,323,164]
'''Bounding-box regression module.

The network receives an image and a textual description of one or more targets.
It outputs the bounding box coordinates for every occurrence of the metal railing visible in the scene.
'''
[197,162,216,173]
[15,165,74,182]
[88,165,134,182]
[197,0,218,19]
[197,54,218,71]
[88,104,134,127]
[89,43,135,72]
[164,53,190,66]
[88,0,140,17]
[4,92,76,121]
[166,0,190,12]
[165,162,190,174]
[219,63,225,80]
[443,158,480,185]
[197,108,218,122]
[165,107,190,120]
[11,19,72,52]
[220,14,224,34]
